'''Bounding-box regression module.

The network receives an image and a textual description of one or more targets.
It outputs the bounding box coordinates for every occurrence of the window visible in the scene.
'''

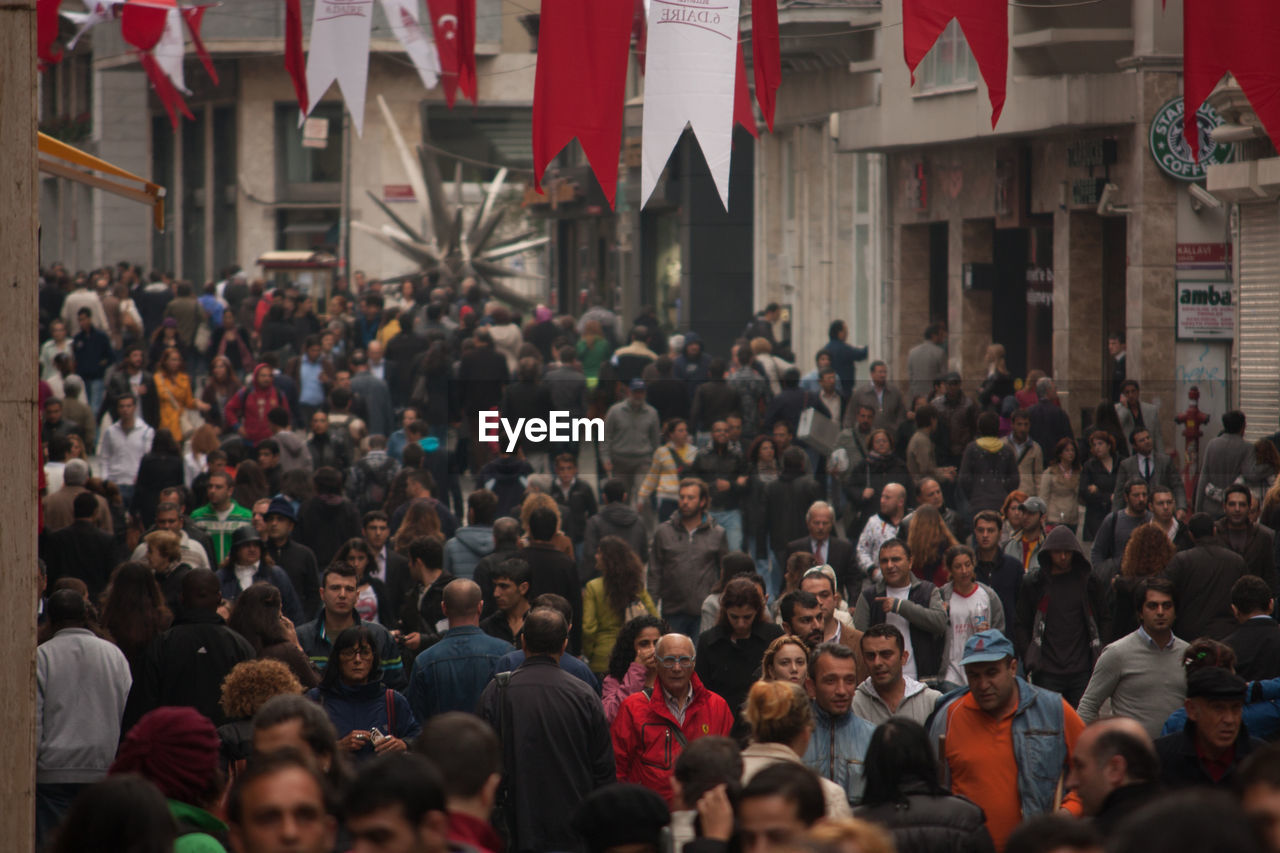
[275,102,343,201]
[423,106,532,184]
[914,20,979,93]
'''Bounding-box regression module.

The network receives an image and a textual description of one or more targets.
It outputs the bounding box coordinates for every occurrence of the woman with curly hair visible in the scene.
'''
[99,561,172,675]
[581,536,658,675]
[761,634,810,685]
[392,499,441,555]
[697,577,783,738]
[998,489,1029,547]
[601,614,666,723]
[334,538,391,625]
[1039,438,1081,528]
[1110,523,1176,642]
[227,582,319,688]
[906,504,958,586]
[518,492,574,557]
[1079,430,1119,541]
[216,658,304,776]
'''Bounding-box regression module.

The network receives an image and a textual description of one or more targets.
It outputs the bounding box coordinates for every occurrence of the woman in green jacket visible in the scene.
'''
[581,535,657,674]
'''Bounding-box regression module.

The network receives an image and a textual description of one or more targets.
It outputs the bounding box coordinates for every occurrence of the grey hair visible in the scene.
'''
[806,501,835,522]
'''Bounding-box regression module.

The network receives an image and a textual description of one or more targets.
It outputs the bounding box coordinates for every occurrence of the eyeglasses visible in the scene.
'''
[657,655,695,669]
[338,647,374,660]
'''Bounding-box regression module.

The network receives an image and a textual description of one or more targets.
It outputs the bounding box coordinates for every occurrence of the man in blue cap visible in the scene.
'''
[263,496,321,618]
[927,628,1086,850]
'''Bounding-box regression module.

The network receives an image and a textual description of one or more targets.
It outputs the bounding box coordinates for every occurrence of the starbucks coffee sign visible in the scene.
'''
[1149,97,1234,181]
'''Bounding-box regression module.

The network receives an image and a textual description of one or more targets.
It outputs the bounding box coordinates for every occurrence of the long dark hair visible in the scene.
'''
[716,577,766,633]
[606,614,667,682]
[233,459,270,508]
[320,626,382,690]
[99,562,172,668]
[597,536,645,617]
[860,718,947,806]
[226,582,290,652]
[335,537,378,581]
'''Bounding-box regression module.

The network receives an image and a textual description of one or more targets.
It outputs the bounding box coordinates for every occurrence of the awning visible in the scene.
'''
[37,133,166,231]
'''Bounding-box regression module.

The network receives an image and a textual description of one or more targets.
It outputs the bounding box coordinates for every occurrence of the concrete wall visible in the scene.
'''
[92,69,152,269]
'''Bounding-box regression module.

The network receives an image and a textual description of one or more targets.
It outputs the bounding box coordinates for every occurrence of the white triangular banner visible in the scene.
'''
[640,0,740,210]
[303,0,375,135]
[154,7,189,95]
[64,0,124,51]
[381,0,441,91]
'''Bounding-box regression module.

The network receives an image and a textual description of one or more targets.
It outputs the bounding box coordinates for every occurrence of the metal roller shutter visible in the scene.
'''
[1237,201,1280,437]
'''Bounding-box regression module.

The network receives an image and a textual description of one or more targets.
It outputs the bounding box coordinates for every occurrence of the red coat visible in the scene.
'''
[224,384,288,444]
[610,673,734,804]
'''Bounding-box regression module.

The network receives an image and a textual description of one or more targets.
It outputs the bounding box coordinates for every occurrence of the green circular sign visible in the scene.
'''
[1149,97,1234,181]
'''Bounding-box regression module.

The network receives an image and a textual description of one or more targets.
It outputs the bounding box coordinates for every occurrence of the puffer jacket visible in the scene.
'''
[856,784,995,853]
[802,701,877,806]
[611,674,735,803]
[855,783,993,850]
[444,524,494,580]
[649,513,728,617]
[957,437,1021,514]
[1015,525,1107,671]
[582,502,649,580]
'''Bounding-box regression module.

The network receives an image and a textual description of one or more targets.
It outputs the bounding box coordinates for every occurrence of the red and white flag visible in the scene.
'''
[303,0,376,135]
[382,0,441,91]
[902,0,1008,127]
[65,0,125,51]
[427,0,477,107]
[153,7,189,94]
[641,0,741,209]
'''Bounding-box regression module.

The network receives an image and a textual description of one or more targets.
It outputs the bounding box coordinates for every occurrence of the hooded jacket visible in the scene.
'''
[849,676,942,727]
[582,502,649,579]
[1016,525,1107,672]
[958,437,1021,514]
[295,493,362,570]
[444,525,495,580]
[649,513,728,617]
[674,332,713,398]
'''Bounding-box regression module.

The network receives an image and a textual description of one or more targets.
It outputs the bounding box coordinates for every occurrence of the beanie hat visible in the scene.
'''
[110,707,220,803]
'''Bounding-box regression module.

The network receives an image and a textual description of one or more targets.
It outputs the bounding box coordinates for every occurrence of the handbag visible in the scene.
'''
[165,387,205,438]
[194,321,212,353]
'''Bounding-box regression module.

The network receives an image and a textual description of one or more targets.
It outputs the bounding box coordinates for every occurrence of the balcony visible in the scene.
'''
[742,0,882,73]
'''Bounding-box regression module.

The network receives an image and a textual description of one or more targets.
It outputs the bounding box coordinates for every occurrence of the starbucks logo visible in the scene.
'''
[1149,97,1234,181]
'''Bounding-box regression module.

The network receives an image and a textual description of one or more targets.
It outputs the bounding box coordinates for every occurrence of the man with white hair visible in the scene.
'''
[42,458,112,534]
[787,501,860,596]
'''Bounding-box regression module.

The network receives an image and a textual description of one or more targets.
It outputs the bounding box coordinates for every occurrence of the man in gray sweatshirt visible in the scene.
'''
[36,589,133,846]
[602,380,661,503]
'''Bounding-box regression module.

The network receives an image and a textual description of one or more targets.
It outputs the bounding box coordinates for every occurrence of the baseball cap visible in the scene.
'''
[629,378,646,391]
[1021,497,1048,515]
[264,496,297,522]
[1186,667,1248,701]
[960,629,1016,666]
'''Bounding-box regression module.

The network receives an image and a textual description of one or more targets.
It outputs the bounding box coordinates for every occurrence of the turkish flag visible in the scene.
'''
[284,0,308,113]
[428,0,477,106]
[141,50,193,129]
[735,38,759,139]
[121,0,175,52]
[902,0,1008,127]
[751,0,780,131]
[1183,0,1280,162]
[532,0,632,207]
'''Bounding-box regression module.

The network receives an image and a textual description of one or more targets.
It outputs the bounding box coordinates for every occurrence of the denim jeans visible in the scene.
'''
[709,508,743,552]
[84,378,105,414]
[665,612,703,641]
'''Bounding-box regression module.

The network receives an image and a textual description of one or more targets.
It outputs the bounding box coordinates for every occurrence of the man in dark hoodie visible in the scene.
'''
[295,466,363,570]
[1016,524,1108,706]
[443,489,497,581]
[674,332,713,401]
[581,479,649,581]
[957,411,1021,514]
[478,450,534,520]
[765,446,826,573]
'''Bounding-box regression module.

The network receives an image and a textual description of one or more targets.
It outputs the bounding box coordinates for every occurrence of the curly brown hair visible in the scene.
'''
[219,658,304,719]
[1120,523,1176,579]
[596,535,646,617]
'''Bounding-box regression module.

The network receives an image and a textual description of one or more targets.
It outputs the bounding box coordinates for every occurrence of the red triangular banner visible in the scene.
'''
[37,0,64,68]
[1183,0,1280,162]
[735,38,759,139]
[121,0,174,52]
[457,0,477,104]
[902,0,1007,127]
[182,6,219,86]
[283,0,308,113]
[532,0,633,207]
[751,0,780,131]
[140,50,193,129]
[632,0,647,75]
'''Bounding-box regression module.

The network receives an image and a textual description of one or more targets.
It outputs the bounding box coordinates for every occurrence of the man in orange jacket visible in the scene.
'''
[611,633,734,804]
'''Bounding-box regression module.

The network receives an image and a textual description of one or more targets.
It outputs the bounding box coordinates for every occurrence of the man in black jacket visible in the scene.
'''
[43,492,118,600]
[1216,485,1277,592]
[691,420,749,554]
[1225,575,1280,681]
[122,568,256,732]
[785,500,860,598]
[263,497,321,618]
[1154,667,1261,789]
[477,608,614,852]
[1165,513,1247,642]
[517,507,583,654]
[550,454,597,561]
[1067,717,1163,838]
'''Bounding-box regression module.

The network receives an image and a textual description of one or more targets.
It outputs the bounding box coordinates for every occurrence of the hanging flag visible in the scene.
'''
[140,51,193,128]
[303,0,375,135]
[382,0,441,91]
[750,0,779,131]
[532,0,633,208]
[182,6,218,86]
[632,0,647,74]
[1183,0,1280,161]
[284,0,309,114]
[153,7,188,95]
[65,0,125,52]
[902,0,1007,127]
[734,37,758,138]
[641,0,741,209]
[121,0,174,52]
[427,0,477,106]
[37,0,64,67]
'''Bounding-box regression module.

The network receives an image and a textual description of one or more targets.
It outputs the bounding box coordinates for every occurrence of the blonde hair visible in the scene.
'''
[806,818,896,853]
[750,337,773,356]
[744,680,811,745]
[144,529,182,562]
[520,492,562,533]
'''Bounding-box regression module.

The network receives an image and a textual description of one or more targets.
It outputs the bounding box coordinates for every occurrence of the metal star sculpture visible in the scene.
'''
[352,95,547,308]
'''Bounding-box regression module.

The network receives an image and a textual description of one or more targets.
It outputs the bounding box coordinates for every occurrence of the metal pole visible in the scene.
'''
[0,1,40,848]
[339,109,352,286]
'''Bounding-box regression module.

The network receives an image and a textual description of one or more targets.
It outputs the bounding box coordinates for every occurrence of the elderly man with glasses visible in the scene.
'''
[610,633,735,805]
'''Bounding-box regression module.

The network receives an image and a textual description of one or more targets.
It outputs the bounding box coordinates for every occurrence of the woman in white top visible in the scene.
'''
[740,680,853,819]
[39,318,74,380]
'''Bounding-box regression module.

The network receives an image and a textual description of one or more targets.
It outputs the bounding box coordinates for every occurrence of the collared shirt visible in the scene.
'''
[1137,625,1176,651]
[370,361,386,382]
[664,686,694,725]
[99,419,155,485]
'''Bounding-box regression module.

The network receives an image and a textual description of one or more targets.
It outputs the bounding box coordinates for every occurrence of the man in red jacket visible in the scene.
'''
[611,633,734,804]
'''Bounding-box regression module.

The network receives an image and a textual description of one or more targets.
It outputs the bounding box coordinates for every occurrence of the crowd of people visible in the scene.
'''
[32,261,1280,853]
